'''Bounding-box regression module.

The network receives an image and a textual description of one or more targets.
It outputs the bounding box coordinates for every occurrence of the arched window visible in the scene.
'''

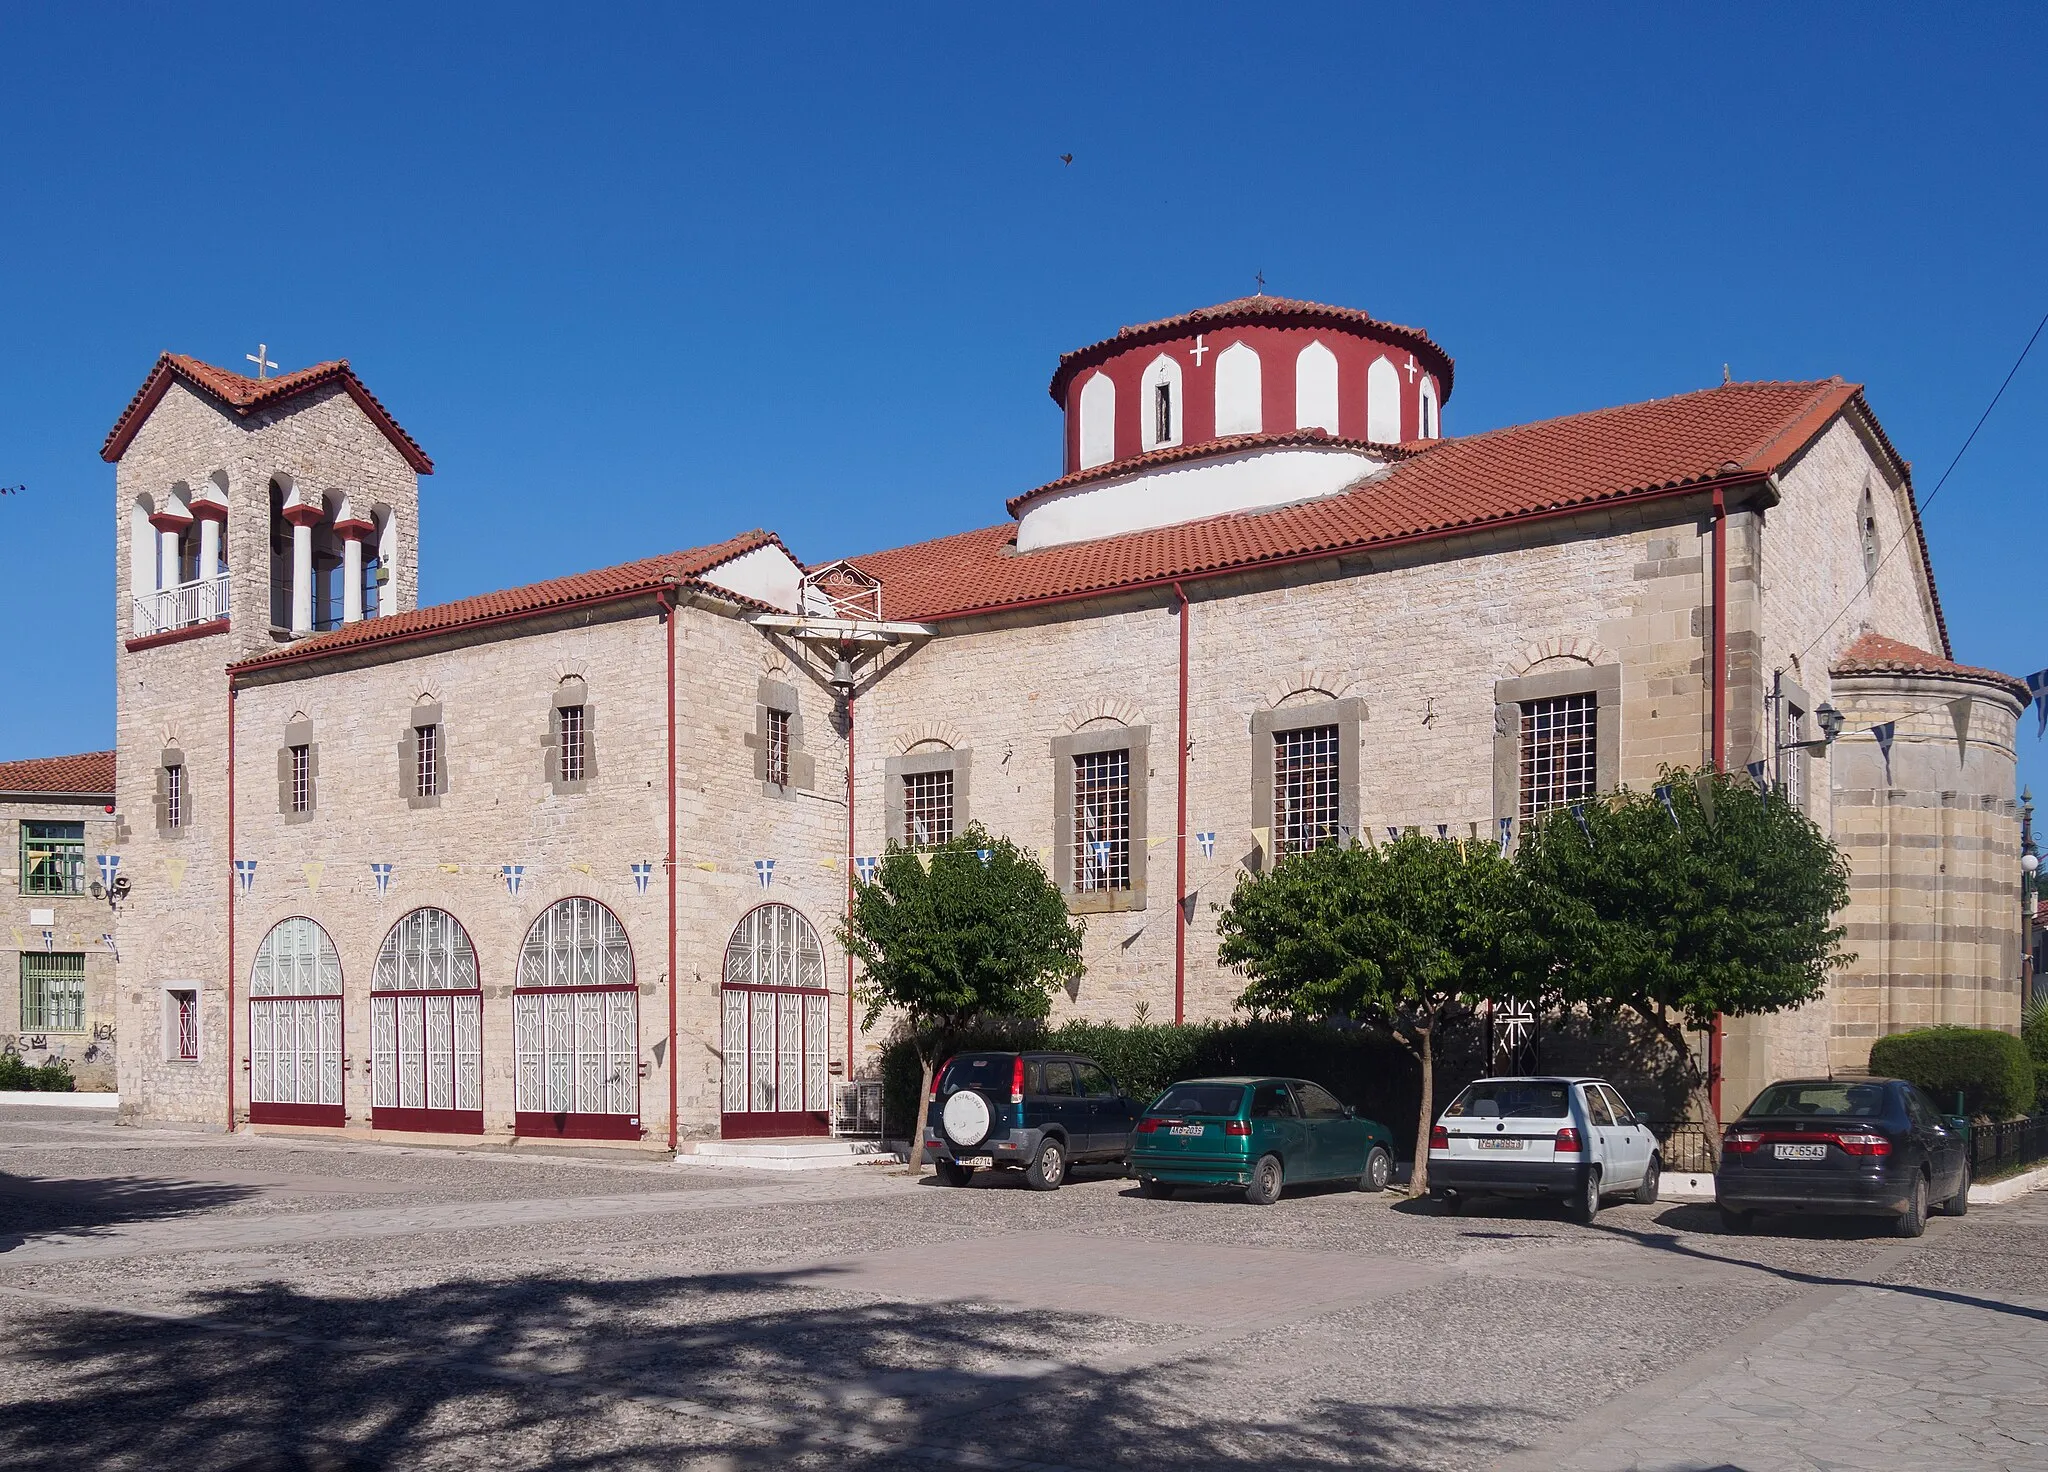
[371,908,483,1131]
[1214,342,1263,436]
[1294,340,1339,435]
[1860,485,1881,580]
[514,897,638,1136]
[374,505,397,616]
[1078,371,1117,470]
[1140,353,1183,451]
[129,496,157,633]
[249,917,344,1125]
[1419,374,1441,440]
[720,902,830,1135]
[1366,357,1401,444]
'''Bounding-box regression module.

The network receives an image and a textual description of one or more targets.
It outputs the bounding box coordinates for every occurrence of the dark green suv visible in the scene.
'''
[922,1051,1140,1189]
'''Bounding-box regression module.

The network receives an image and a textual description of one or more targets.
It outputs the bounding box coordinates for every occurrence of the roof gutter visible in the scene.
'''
[918,472,1778,625]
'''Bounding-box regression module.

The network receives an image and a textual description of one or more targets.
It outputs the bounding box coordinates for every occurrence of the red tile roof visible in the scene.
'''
[1006,430,1406,516]
[851,379,1895,623]
[0,751,116,798]
[1831,632,2028,702]
[102,354,434,473]
[1050,296,1456,407]
[232,532,784,673]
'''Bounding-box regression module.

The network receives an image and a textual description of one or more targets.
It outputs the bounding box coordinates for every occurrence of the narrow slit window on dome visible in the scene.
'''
[1154,382,1173,447]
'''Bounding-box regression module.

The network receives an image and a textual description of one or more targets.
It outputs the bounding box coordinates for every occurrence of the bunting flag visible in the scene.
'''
[754,858,776,889]
[631,861,654,894]
[570,863,593,876]
[1949,696,1972,762]
[41,929,55,953]
[1654,784,1680,830]
[439,863,461,874]
[1570,801,1593,844]
[1436,824,1449,841]
[303,861,325,894]
[1387,826,1401,842]
[1091,840,1112,868]
[1746,760,1768,797]
[370,862,394,897]
[234,858,257,895]
[855,855,879,883]
[95,853,120,889]
[1147,834,1173,849]
[101,932,119,962]
[1873,721,1896,785]
[7,929,19,949]
[164,855,187,893]
[693,860,718,872]
[1250,825,1270,855]
[502,864,525,897]
[821,857,840,871]
[1196,831,1216,858]
[977,848,993,866]
[1497,817,1513,856]
[1693,773,1716,828]
[2026,668,2048,736]
[915,852,933,873]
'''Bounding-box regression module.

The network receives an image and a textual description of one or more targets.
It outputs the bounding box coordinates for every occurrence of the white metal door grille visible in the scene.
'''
[371,908,483,1119]
[513,897,638,1119]
[249,918,343,1108]
[720,903,832,1118]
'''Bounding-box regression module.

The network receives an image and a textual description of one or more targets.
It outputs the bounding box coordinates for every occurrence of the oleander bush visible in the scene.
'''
[0,1051,78,1092]
[1869,1024,2035,1119]
[2022,998,2048,1114]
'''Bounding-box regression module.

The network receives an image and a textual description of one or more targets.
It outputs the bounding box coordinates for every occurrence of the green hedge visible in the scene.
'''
[880,1018,1428,1153]
[2024,1001,2048,1115]
[0,1052,77,1092]
[1869,1025,2035,1119]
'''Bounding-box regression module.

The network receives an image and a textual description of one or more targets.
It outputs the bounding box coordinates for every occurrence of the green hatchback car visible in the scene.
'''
[1129,1077,1397,1205]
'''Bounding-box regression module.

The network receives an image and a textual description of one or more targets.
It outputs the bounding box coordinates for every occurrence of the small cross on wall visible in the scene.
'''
[1403,354,1419,384]
[245,343,278,379]
[1188,334,1209,367]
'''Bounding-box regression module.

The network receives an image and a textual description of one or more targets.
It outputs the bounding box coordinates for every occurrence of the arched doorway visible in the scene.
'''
[249,916,344,1127]
[720,902,830,1139]
[513,897,639,1140]
[370,907,484,1134]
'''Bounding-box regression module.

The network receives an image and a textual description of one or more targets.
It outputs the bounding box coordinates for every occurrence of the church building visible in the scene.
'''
[80,296,2027,1146]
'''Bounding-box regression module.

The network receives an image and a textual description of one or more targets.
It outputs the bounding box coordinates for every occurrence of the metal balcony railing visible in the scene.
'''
[132,572,230,637]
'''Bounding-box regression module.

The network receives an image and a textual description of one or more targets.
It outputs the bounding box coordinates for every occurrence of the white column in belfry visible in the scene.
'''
[146,496,193,613]
[282,501,324,635]
[334,508,376,624]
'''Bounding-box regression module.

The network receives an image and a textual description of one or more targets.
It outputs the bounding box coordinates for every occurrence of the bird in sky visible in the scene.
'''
[1060,153,1073,166]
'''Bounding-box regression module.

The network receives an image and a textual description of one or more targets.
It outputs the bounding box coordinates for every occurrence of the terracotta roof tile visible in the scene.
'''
[1050,295,1456,406]
[0,751,116,798]
[232,531,782,673]
[851,379,1873,622]
[1005,430,1408,516]
[1832,632,2028,702]
[103,354,433,473]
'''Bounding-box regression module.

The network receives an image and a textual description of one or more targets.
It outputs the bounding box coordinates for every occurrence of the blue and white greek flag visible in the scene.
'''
[1872,721,1897,784]
[632,861,654,895]
[1746,760,1768,797]
[1091,840,1113,867]
[502,864,525,897]
[977,848,993,866]
[1498,816,1513,856]
[1436,824,1448,841]
[96,853,120,888]
[755,858,775,889]
[1653,784,1681,829]
[2026,668,2048,736]
[1195,831,1216,858]
[370,862,394,896]
[101,932,119,961]
[41,929,54,952]
[1388,826,1401,842]
[855,855,879,883]
[1570,802,1593,843]
[234,858,257,895]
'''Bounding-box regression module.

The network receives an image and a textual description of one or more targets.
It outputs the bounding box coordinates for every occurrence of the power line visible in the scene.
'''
[1795,307,2048,664]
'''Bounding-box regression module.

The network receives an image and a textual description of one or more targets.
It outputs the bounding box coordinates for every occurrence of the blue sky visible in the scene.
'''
[3,5,2044,797]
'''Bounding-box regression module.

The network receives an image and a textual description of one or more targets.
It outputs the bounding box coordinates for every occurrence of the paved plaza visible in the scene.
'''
[2,1104,2044,1471]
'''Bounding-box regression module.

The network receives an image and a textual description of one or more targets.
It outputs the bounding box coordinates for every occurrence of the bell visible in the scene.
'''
[829,655,857,701]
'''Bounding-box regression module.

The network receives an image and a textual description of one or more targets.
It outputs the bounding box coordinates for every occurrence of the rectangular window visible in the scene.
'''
[20,821,86,896]
[1519,693,1597,820]
[1783,704,1806,811]
[558,705,586,785]
[290,744,310,814]
[166,988,199,1060]
[21,952,85,1031]
[764,708,790,788]
[1154,382,1173,444]
[1273,725,1340,856]
[1073,749,1131,891]
[415,724,439,798]
[165,764,184,830]
[902,769,954,848]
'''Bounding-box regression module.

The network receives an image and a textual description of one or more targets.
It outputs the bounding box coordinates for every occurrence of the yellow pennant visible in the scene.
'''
[915,852,933,873]
[302,861,325,894]
[571,863,592,875]
[821,857,840,870]
[439,863,460,874]
[1250,826,1270,854]
[694,860,718,872]
[1147,835,1173,849]
[165,855,187,892]
[9,928,22,949]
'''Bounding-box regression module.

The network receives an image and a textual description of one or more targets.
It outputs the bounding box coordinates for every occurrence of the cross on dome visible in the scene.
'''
[1404,354,1418,384]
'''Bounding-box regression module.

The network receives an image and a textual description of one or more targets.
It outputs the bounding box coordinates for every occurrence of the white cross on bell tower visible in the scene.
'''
[245,343,278,380]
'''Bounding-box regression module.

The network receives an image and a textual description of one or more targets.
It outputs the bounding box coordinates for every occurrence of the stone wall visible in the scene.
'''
[1,800,119,1090]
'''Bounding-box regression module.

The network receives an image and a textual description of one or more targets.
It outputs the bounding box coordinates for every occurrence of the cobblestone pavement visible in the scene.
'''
[2,1104,2043,1471]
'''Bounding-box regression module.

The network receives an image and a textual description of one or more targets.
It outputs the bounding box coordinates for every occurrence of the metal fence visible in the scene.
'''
[1649,1121,1718,1174]
[832,1079,884,1139]
[1968,1116,2048,1180]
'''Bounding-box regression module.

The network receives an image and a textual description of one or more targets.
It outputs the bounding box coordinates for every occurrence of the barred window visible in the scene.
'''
[765,708,790,788]
[290,744,310,814]
[170,988,199,1060]
[1274,725,1340,856]
[20,821,85,896]
[1520,693,1596,820]
[558,705,586,784]
[21,952,85,1031]
[1784,704,1806,812]
[415,724,438,798]
[1154,382,1173,446]
[903,769,954,848]
[165,763,184,829]
[1073,749,1131,891]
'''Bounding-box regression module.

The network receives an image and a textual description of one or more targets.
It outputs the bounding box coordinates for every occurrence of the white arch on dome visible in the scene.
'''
[1214,342,1262,436]
[1078,371,1117,470]
[1294,340,1339,435]
[1140,353,1183,452]
[1366,356,1401,444]
[1419,374,1441,440]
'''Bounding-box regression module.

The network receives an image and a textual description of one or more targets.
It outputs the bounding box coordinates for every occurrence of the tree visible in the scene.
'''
[839,824,1085,1170]
[1217,835,1541,1192]
[1515,766,1853,1144]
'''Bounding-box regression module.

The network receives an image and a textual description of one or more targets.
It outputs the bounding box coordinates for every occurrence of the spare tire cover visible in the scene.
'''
[942,1090,992,1148]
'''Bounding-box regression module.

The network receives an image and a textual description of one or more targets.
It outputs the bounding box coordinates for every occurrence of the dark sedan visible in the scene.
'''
[1715,1077,1971,1237]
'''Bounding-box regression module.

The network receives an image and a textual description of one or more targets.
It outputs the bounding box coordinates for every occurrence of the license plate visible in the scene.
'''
[957,1156,993,1168]
[1774,1143,1826,1161]
[1169,1125,1205,1137]
[1474,1138,1525,1151]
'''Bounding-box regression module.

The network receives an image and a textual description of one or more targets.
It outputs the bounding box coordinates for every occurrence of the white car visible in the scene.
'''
[1428,1075,1661,1222]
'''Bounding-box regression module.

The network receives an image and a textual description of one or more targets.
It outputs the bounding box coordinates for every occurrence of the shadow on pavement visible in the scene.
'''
[0,1268,1539,1471]
[0,1173,258,1253]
